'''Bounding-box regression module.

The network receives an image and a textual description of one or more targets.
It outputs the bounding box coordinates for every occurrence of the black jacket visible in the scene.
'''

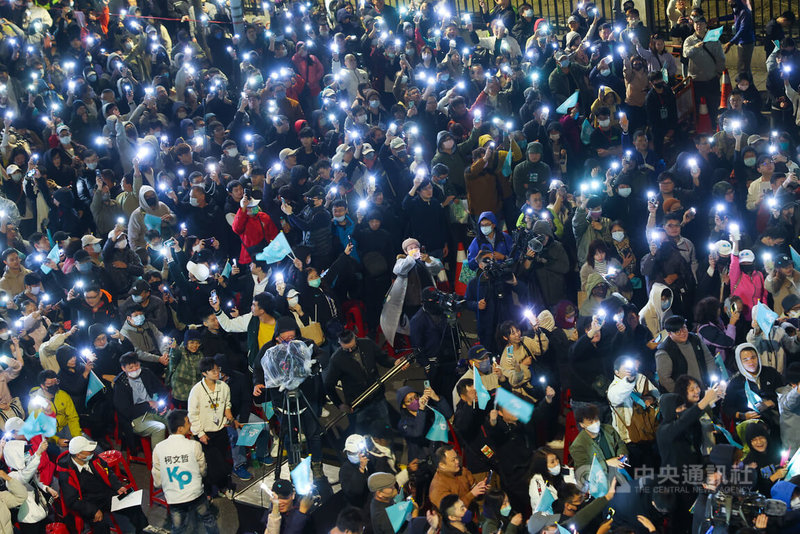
[656,393,705,474]
[112,368,167,422]
[324,338,396,406]
[339,459,371,508]
[56,452,123,519]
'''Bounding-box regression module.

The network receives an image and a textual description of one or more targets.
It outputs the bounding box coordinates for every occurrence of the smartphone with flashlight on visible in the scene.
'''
[210,290,218,304]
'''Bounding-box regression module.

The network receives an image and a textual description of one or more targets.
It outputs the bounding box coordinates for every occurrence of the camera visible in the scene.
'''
[424,288,465,314]
[528,235,544,254]
[482,257,515,281]
[708,491,786,528]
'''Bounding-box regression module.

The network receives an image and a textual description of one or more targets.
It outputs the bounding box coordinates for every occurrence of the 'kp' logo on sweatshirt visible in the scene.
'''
[166,467,193,489]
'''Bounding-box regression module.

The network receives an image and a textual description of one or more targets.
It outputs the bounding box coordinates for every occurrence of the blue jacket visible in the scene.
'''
[729,2,755,45]
[332,215,360,262]
[467,211,515,270]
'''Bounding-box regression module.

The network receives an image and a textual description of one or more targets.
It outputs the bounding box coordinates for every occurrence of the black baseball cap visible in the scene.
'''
[272,479,294,498]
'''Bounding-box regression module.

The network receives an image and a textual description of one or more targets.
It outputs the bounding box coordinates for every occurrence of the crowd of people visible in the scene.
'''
[2,0,800,532]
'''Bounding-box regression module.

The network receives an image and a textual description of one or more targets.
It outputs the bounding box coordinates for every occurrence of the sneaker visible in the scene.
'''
[321,407,330,417]
[312,461,326,479]
[222,488,236,500]
[143,526,170,534]
[233,465,253,480]
[259,455,275,465]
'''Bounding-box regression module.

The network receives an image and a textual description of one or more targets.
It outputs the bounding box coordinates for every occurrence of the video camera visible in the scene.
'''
[708,491,787,528]
[424,288,466,313]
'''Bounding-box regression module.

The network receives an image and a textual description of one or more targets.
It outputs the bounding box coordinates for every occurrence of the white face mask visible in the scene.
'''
[60,135,72,145]
[585,421,601,434]
[0,332,9,340]
[115,238,127,249]
[598,119,610,128]
[127,369,141,379]
[617,187,631,198]
[792,496,800,510]
[287,297,299,307]
[226,148,238,157]
[548,465,561,476]
[612,231,625,242]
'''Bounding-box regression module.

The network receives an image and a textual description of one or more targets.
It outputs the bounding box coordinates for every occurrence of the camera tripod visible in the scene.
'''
[272,388,326,480]
[443,309,473,360]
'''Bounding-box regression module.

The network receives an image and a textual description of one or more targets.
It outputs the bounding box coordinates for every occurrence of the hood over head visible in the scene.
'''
[734,342,761,382]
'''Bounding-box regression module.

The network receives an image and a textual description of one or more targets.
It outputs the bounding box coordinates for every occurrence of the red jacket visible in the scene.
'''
[291,53,325,99]
[232,208,280,264]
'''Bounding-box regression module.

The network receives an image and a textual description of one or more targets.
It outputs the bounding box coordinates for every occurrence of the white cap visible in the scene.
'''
[68,435,97,455]
[739,249,755,264]
[4,417,23,433]
[548,179,565,191]
[186,261,210,282]
[343,434,366,454]
[714,240,732,257]
[81,235,102,247]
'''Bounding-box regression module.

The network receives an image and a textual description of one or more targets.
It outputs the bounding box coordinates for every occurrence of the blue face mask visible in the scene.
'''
[500,505,511,517]
[480,225,493,236]
[77,262,92,273]
[333,215,346,223]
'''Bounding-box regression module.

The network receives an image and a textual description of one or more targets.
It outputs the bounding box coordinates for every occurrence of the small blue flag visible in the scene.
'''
[502,145,513,177]
[754,302,778,339]
[41,245,60,274]
[703,26,724,42]
[534,487,555,513]
[661,67,668,84]
[236,422,266,446]
[791,246,800,270]
[588,454,609,498]
[556,91,579,115]
[21,411,57,440]
[46,228,54,247]
[393,487,405,504]
[385,499,413,532]
[144,213,162,233]
[85,371,104,406]
[473,365,490,409]
[714,424,743,449]
[629,391,647,408]
[714,353,729,381]
[291,456,314,494]
[744,380,763,410]
[221,261,232,278]
[556,523,572,534]
[495,387,534,423]
[262,401,275,420]
[255,232,293,264]
[425,407,449,443]
[618,467,634,481]
[785,448,800,478]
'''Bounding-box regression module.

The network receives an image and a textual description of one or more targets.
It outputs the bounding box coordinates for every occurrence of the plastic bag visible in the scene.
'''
[261,340,315,391]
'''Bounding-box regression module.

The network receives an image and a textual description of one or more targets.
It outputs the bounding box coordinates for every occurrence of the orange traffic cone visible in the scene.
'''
[696,96,712,134]
[454,242,467,296]
[719,68,731,110]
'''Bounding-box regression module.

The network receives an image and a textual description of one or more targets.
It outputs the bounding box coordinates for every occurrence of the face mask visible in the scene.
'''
[586,421,601,434]
[618,187,631,198]
[589,210,602,219]
[387,52,396,59]
[145,196,158,207]
[308,278,321,288]
[548,465,561,476]
[60,135,71,145]
[356,115,367,124]
[226,148,239,157]
[406,399,420,411]
[560,60,570,68]
[741,264,755,274]
[422,53,431,61]
[522,9,532,17]
[790,310,800,318]
[11,172,21,182]
[598,119,610,128]
[333,215,346,223]
[738,83,749,91]
[77,262,92,273]
[477,359,492,374]
[44,385,59,394]
[460,511,473,524]
[396,150,408,160]
[190,197,200,207]
[127,369,141,379]
[83,454,94,462]
[132,295,143,303]
[288,297,299,307]
[0,332,9,340]
[30,286,41,295]
[440,73,450,81]
[612,231,625,242]
[87,162,97,170]
[780,142,790,151]
[500,505,512,517]
[369,100,379,109]
[549,134,560,141]
[480,225,493,236]
[744,157,757,167]
[442,140,455,150]
[792,497,800,510]
[177,112,187,119]
[661,300,670,310]
[132,314,145,326]
[250,207,260,216]
[600,68,610,76]
[88,73,98,83]
[115,238,127,249]
[405,49,415,57]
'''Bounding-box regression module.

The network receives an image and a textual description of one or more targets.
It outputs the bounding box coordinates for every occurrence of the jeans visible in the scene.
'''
[170,495,220,534]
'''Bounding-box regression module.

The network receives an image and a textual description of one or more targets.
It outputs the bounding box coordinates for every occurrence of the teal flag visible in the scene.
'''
[393,487,405,504]
[291,456,313,494]
[714,424,743,449]
[588,454,609,498]
[41,245,60,274]
[85,371,104,406]
[629,391,647,408]
[262,401,275,419]
[385,500,413,532]
[786,447,800,479]
[46,228,54,247]
[144,213,162,232]
[425,407,449,443]
[534,487,555,513]
[744,380,763,410]
[236,422,266,446]
[255,232,293,264]
[661,67,668,84]
[473,365,490,409]
[21,411,57,440]
[495,387,534,423]
[754,302,778,338]
[221,261,232,278]
[556,90,579,114]
[791,246,800,270]
[556,525,571,534]
[502,143,513,177]
[714,353,729,381]
[703,26,724,42]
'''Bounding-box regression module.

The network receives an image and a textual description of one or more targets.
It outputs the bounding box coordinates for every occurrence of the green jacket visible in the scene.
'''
[167,346,204,402]
[572,206,613,266]
[431,125,480,196]
[569,424,628,487]
[511,160,551,207]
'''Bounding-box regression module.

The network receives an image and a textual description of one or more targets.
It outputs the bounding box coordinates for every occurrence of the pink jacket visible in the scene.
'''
[729,254,767,320]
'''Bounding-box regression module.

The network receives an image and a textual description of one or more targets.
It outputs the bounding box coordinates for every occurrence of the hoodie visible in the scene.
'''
[770,480,800,534]
[722,342,783,422]
[589,86,623,127]
[4,440,47,524]
[778,381,800,451]
[638,283,672,338]
[578,273,608,318]
[466,212,514,271]
[127,185,175,251]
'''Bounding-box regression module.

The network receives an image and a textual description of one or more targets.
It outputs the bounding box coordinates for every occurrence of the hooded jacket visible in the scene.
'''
[656,393,705,473]
[5,440,47,524]
[128,185,175,251]
[770,480,800,534]
[571,205,613,267]
[778,381,800,451]
[466,212,514,270]
[518,220,570,308]
[589,86,623,126]
[578,273,608,318]
[729,253,767,321]
[0,470,26,533]
[26,388,81,445]
[430,126,480,195]
[56,346,89,411]
[722,342,783,421]
[638,283,673,338]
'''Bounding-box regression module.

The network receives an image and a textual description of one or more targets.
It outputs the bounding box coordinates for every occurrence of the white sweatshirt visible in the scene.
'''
[152,434,206,504]
[187,379,231,438]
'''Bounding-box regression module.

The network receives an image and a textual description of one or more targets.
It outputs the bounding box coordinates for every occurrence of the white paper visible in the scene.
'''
[111,489,143,512]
